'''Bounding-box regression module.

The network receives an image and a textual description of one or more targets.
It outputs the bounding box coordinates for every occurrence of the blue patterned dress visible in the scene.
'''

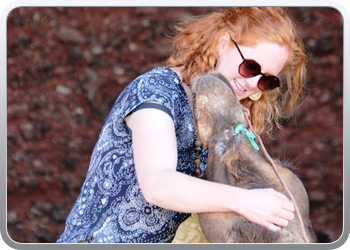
[56,66,208,243]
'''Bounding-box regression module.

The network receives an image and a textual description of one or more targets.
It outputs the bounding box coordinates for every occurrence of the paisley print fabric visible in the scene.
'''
[56,67,208,243]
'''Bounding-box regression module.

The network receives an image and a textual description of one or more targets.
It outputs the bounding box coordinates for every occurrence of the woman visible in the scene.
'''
[56,7,307,243]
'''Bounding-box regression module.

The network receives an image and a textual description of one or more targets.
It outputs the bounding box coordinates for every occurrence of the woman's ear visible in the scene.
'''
[218,31,231,54]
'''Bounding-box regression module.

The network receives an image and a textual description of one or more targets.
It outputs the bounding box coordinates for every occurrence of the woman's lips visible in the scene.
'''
[234,79,246,92]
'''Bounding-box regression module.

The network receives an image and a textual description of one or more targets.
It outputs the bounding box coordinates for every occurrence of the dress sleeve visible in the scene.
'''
[129,102,173,119]
[116,68,181,124]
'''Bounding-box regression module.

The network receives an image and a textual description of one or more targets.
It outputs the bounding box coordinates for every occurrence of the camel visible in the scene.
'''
[192,72,319,243]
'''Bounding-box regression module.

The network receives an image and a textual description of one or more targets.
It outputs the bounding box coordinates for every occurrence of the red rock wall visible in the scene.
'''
[7,7,343,243]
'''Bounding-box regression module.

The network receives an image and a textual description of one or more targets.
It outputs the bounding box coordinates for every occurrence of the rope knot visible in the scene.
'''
[234,124,260,151]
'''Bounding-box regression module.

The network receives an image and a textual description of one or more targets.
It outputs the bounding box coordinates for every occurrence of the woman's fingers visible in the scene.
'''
[267,223,281,232]
[273,190,295,213]
[268,191,296,229]
[265,211,293,231]
[282,208,295,221]
[242,188,297,231]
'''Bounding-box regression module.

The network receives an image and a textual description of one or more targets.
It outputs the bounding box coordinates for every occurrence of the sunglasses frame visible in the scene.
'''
[231,39,280,92]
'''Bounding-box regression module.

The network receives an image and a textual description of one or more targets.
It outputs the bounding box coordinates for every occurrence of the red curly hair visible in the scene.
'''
[166,7,308,135]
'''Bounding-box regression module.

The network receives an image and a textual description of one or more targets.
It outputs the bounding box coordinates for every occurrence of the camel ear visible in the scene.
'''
[192,72,247,149]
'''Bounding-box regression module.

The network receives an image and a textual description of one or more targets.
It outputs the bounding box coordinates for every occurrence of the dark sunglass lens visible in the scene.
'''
[239,59,261,77]
[258,76,280,91]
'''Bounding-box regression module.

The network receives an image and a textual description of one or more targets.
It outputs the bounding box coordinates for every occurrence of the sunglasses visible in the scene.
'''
[231,39,280,92]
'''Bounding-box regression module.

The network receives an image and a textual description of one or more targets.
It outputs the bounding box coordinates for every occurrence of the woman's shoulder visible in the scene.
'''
[145,66,180,78]
[122,66,183,97]
[139,66,181,86]
[111,66,186,118]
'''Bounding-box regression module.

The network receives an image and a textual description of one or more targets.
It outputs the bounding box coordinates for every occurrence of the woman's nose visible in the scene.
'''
[245,75,261,90]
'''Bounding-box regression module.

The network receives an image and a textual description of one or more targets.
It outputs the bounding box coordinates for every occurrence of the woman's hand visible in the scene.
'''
[236,188,295,231]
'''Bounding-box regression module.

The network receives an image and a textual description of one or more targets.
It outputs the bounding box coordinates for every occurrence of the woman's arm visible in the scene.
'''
[125,108,295,231]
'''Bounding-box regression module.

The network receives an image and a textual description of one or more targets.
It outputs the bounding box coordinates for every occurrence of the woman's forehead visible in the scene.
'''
[241,41,289,74]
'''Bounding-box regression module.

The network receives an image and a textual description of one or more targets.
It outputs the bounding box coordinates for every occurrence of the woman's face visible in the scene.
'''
[215,39,289,101]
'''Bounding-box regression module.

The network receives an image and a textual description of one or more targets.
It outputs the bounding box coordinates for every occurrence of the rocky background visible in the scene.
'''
[7,7,343,243]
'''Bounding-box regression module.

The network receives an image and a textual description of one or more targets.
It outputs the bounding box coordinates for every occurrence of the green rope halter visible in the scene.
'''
[234,124,260,151]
